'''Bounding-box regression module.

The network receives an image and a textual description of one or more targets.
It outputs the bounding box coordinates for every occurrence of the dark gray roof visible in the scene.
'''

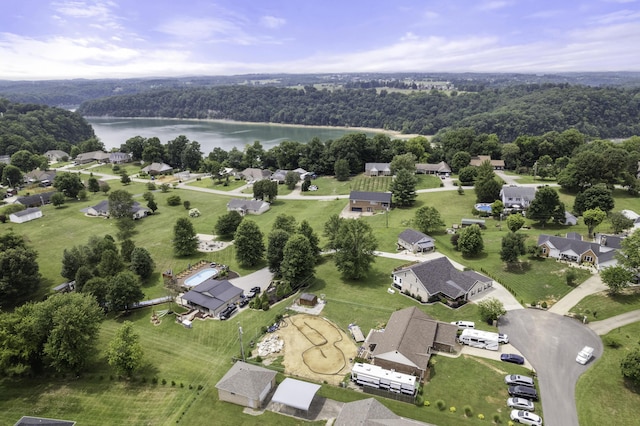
[90,200,146,214]
[416,161,451,173]
[500,185,537,201]
[349,191,392,203]
[335,398,432,426]
[14,416,75,426]
[182,279,243,312]
[395,257,491,299]
[141,162,173,173]
[398,229,433,245]
[227,199,269,212]
[11,207,42,217]
[16,191,55,207]
[365,163,391,172]
[215,361,276,400]
[596,234,624,249]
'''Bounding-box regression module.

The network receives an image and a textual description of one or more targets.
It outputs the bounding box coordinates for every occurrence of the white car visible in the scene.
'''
[450,320,475,330]
[576,346,594,365]
[510,409,543,425]
[504,374,535,387]
[507,397,535,412]
[498,333,509,344]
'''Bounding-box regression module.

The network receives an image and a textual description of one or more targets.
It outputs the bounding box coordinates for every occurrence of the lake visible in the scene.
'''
[86,117,387,153]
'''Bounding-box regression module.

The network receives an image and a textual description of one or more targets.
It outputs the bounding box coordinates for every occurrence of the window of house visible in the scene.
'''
[584,256,593,262]
[541,247,547,254]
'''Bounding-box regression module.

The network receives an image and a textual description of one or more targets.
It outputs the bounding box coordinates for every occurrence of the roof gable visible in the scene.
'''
[215,361,276,399]
[398,229,433,245]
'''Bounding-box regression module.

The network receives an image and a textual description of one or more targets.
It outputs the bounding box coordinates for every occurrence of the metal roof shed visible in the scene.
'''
[271,378,321,411]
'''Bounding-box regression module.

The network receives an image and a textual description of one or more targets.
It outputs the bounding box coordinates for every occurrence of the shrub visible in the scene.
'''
[255,356,263,363]
[171,380,176,386]
[147,182,156,190]
[167,195,181,206]
[493,413,502,423]
[183,200,191,210]
[449,406,456,413]
[436,400,446,411]
[152,377,158,384]
[160,183,170,192]
[197,385,203,391]
[424,400,430,407]
[414,395,424,406]
[478,413,485,420]
[464,405,473,417]
[541,301,548,309]
[180,383,184,388]
[603,335,622,348]
[162,378,167,385]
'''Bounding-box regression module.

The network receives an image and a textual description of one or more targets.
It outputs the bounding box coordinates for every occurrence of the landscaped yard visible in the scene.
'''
[185,176,247,191]
[570,288,640,321]
[575,322,640,426]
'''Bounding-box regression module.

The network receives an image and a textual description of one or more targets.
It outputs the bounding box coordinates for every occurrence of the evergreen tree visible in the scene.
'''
[390,168,418,207]
[130,247,155,280]
[234,220,265,267]
[87,176,100,193]
[280,234,315,287]
[173,217,199,256]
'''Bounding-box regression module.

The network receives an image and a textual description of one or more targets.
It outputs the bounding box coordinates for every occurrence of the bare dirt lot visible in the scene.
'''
[269,314,357,386]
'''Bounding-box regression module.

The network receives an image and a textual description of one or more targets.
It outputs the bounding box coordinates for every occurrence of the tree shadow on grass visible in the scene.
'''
[503,262,533,275]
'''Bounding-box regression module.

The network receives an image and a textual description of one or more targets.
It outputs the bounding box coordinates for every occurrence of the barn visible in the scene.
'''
[9,207,43,223]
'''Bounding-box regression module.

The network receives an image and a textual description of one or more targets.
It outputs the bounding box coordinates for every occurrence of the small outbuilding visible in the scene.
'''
[9,207,43,223]
[271,378,321,413]
[397,228,435,253]
[215,361,277,409]
[299,293,318,307]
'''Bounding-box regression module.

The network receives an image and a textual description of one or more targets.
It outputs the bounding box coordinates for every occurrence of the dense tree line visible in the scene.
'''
[77,84,640,140]
[0,99,96,156]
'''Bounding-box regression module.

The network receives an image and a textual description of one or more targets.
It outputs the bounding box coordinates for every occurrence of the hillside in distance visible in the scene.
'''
[77,83,640,142]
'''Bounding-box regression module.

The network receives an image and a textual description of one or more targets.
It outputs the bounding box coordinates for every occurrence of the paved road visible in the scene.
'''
[588,309,640,335]
[548,273,606,315]
[500,310,602,426]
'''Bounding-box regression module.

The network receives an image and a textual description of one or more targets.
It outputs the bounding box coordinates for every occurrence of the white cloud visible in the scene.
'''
[260,15,285,29]
[477,1,511,11]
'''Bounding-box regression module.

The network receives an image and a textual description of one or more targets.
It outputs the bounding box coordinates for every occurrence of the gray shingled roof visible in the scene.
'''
[12,207,41,217]
[349,191,392,203]
[416,161,451,173]
[335,398,433,426]
[396,257,491,299]
[537,234,618,264]
[398,229,433,245]
[215,361,276,400]
[227,199,269,212]
[500,185,537,202]
[15,191,55,207]
[365,163,391,173]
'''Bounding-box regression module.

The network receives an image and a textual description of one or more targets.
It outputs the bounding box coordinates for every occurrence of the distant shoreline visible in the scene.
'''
[86,115,425,140]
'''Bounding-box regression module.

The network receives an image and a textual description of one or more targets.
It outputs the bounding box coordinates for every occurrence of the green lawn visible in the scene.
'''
[570,288,640,321]
[302,173,442,197]
[575,322,640,426]
[185,176,247,191]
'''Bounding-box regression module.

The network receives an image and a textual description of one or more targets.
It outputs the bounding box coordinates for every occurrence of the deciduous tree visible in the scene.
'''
[107,321,144,377]
[600,265,633,295]
[234,220,265,267]
[573,185,614,215]
[457,224,484,257]
[477,297,507,323]
[323,214,343,251]
[500,232,526,264]
[130,247,155,280]
[527,186,565,226]
[414,206,445,234]
[107,271,144,312]
[215,210,243,238]
[334,219,378,280]
[173,217,199,256]
[53,172,84,198]
[298,220,320,257]
[609,212,634,234]
[267,229,290,274]
[280,234,315,287]
[621,348,640,385]
[583,208,607,236]
[0,232,41,307]
[506,214,525,233]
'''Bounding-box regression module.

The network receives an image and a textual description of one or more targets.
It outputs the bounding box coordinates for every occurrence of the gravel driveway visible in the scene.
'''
[499,309,602,426]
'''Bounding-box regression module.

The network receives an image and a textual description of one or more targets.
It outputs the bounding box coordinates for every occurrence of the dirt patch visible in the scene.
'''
[265,314,357,385]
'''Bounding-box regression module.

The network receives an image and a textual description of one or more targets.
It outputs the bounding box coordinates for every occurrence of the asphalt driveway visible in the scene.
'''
[499,309,602,426]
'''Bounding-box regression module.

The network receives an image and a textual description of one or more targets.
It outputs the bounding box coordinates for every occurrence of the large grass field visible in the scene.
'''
[575,322,640,426]
[570,288,640,321]
[302,173,442,196]
[1,176,637,425]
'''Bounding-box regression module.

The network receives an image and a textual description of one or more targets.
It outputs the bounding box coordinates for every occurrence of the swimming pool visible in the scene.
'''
[184,267,219,288]
[474,203,493,213]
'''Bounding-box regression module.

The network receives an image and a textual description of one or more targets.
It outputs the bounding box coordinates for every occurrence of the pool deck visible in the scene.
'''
[174,260,211,287]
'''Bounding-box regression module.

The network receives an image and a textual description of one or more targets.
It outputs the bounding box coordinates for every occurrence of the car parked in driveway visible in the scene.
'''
[510,409,543,425]
[246,286,261,299]
[576,345,594,365]
[504,374,535,387]
[507,397,535,412]
[451,320,475,330]
[508,385,538,401]
[219,304,237,320]
[501,353,525,364]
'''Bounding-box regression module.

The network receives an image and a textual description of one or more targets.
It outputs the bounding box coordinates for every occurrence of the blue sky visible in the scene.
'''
[1,0,639,80]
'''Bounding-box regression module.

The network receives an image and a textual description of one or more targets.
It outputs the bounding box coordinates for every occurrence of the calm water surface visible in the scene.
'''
[87,117,382,152]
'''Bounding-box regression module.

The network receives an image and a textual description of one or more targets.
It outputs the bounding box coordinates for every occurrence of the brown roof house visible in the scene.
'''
[348,191,391,213]
[335,398,432,426]
[397,229,435,253]
[416,161,451,175]
[215,361,277,409]
[470,155,505,170]
[364,307,457,381]
[392,256,493,302]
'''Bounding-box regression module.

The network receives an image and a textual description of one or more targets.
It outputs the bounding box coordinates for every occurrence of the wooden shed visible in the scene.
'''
[299,293,318,307]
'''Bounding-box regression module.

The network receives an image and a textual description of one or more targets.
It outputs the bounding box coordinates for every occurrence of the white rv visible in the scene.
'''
[458,329,503,351]
[351,363,416,395]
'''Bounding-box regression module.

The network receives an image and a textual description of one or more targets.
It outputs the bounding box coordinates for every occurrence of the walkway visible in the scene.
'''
[588,310,640,335]
[547,273,607,315]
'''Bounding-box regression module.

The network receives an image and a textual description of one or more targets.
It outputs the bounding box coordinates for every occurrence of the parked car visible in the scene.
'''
[510,409,542,425]
[501,353,525,365]
[451,320,475,330]
[576,346,594,365]
[508,385,538,401]
[238,297,249,307]
[507,397,535,412]
[219,304,237,320]
[498,333,509,344]
[246,286,261,299]
[505,374,535,387]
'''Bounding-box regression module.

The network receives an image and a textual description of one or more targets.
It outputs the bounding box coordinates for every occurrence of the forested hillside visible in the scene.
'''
[0,99,96,156]
[77,84,640,141]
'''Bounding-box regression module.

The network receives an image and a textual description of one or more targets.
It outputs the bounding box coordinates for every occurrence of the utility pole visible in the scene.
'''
[238,322,245,362]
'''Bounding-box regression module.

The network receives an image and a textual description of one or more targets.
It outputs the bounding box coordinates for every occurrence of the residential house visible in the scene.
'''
[215,361,277,409]
[24,170,56,186]
[470,155,505,170]
[348,191,392,213]
[240,167,271,182]
[415,161,451,175]
[44,150,69,162]
[397,229,435,253]
[365,163,392,177]
[109,152,131,164]
[15,191,55,207]
[335,398,429,426]
[594,234,624,250]
[392,256,493,302]
[9,207,43,223]
[364,306,457,381]
[621,209,640,230]
[74,150,110,164]
[537,233,619,270]
[226,199,271,215]
[141,162,173,175]
[86,200,149,219]
[500,185,537,209]
[180,279,243,317]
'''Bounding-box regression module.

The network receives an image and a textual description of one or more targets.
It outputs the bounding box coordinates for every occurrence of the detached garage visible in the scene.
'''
[9,207,43,224]
[215,361,277,409]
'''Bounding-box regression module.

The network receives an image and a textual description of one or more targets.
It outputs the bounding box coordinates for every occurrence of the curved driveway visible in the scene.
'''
[500,310,602,426]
